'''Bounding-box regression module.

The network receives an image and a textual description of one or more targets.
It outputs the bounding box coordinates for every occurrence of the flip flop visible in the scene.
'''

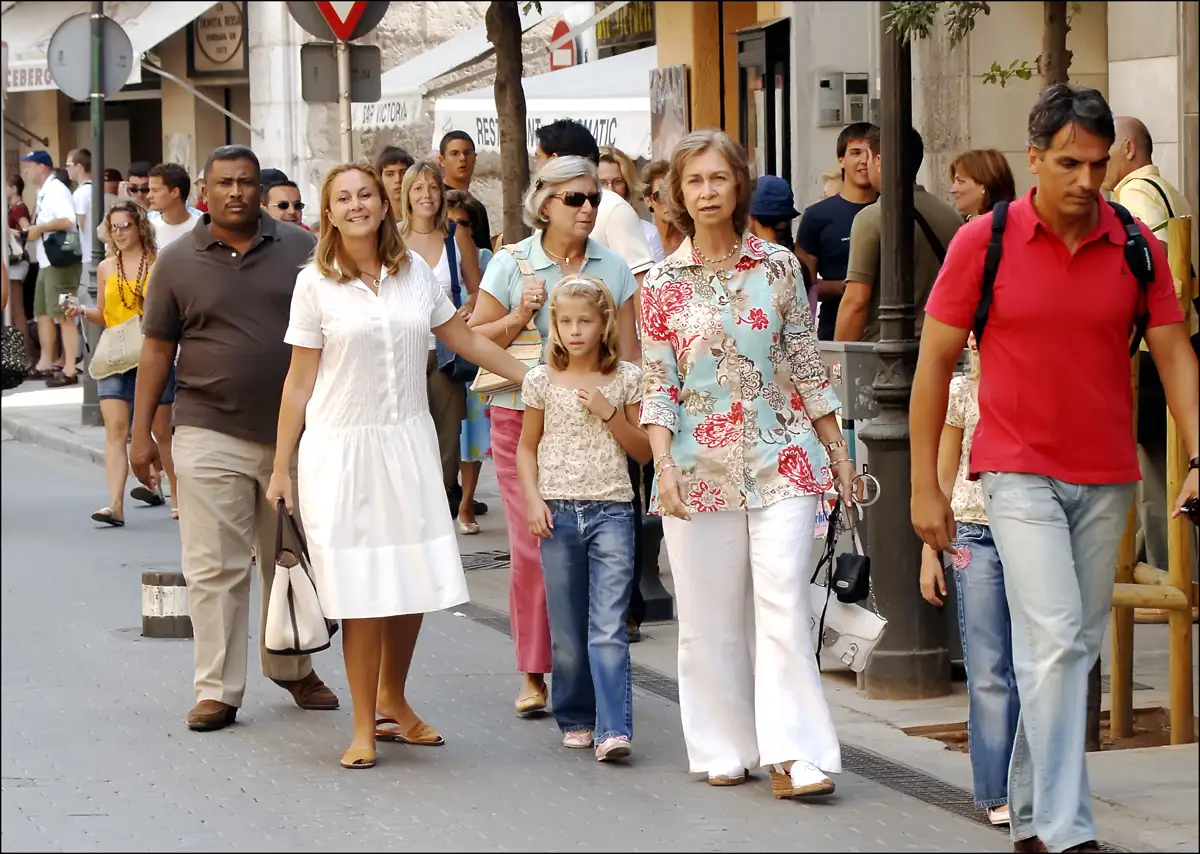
[91,508,125,527]
[339,746,376,769]
[131,485,166,506]
[375,717,445,746]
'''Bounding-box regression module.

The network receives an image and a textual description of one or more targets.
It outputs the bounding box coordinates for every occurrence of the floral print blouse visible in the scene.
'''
[639,234,841,514]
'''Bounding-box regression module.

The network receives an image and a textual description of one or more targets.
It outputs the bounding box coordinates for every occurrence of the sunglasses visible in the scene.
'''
[272,201,305,211]
[128,185,150,194]
[552,191,602,209]
[109,221,136,231]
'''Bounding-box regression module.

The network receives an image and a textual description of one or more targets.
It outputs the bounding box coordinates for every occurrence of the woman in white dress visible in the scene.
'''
[266,163,529,770]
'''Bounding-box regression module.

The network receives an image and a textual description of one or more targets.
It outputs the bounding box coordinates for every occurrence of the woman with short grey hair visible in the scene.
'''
[469,155,639,717]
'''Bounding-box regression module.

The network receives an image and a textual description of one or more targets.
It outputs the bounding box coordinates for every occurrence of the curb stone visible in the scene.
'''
[0,413,105,467]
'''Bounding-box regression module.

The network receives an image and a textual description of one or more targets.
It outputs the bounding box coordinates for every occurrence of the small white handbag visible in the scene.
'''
[809,500,887,673]
[264,503,338,656]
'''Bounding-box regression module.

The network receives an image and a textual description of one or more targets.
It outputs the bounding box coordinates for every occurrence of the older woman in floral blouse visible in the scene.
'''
[641,130,856,800]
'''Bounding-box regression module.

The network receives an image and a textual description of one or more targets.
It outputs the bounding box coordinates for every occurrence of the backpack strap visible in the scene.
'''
[444,221,462,308]
[1135,176,1175,220]
[973,201,1009,346]
[912,207,947,265]
[1109,201,1155,355]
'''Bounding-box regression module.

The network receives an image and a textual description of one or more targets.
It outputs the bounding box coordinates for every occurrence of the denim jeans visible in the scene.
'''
[952,522,1020,809]
[540,500,636,742]
[981,473,1136,851]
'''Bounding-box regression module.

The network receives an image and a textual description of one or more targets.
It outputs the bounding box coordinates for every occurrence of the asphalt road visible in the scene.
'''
[0,437,1008,852]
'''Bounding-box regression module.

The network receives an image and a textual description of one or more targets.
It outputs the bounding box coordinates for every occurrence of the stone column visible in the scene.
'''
[158,30,229,177]
[248,2,317,202]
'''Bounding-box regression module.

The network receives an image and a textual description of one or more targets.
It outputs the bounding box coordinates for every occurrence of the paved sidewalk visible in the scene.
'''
[2,439,1008,852]
[3,385,1197,851]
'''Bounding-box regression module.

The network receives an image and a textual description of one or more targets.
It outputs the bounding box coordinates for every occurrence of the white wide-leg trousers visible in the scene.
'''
[662,495,842,775]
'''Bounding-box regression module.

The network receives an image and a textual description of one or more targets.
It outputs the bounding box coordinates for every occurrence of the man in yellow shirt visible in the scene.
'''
[1104,116,1193,573]
[1105,116,1190,246]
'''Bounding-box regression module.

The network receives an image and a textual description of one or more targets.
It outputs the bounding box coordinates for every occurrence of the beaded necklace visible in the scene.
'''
[114,249,150,312]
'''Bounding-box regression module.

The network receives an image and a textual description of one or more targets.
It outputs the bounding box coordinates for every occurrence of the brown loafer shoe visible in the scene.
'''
[272,671,339,710]
[187,699,237,731]
[1013,838,1047,853]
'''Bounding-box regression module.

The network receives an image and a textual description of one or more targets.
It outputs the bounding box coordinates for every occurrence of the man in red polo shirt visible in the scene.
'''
[911,85,1199,853]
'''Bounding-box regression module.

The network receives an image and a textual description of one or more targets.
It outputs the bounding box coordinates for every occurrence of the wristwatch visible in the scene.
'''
[1189,457,1200,472]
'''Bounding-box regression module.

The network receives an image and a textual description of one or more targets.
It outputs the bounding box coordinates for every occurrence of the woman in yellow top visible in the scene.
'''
[66,201,177,526]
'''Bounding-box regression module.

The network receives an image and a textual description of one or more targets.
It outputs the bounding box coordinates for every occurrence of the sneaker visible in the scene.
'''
[595,735,632,762]
[988,804,1011,826]
[786,760,835,797]
[562,730,593,749]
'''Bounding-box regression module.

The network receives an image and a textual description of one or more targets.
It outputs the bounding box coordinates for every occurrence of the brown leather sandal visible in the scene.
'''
[339,746,376,769]
[375,717,445,746]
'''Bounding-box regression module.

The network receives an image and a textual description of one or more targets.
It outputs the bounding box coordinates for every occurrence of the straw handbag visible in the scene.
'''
[88,313,143,380]
[470,249,544,397]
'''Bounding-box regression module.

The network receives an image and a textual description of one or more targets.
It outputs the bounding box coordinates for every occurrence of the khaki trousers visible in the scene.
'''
[426,350,466,491]
[173,425,312,707]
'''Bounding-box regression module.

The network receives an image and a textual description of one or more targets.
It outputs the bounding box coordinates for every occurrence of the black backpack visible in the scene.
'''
[974,200,1155,356]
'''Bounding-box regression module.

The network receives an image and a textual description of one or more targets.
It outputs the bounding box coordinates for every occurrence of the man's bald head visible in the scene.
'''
[1103,115,1154,191]
[1115,116,1153,160]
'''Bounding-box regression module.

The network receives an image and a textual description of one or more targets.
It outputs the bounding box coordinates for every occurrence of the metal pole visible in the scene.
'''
[337,39,352,161]
[858,4,950,700]
[81,1,105,428]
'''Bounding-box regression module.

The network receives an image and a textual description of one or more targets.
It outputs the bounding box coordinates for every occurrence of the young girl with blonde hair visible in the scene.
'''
[516,274,650,762]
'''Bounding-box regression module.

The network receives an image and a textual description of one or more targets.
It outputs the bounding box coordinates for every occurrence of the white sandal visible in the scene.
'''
[456,518,480,535]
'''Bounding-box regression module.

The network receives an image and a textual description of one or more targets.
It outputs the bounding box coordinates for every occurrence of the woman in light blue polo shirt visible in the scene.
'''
[469,155,639,716]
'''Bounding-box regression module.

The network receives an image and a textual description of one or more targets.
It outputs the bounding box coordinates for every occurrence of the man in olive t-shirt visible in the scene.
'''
[835,126,962,342]
[130,145,338,733]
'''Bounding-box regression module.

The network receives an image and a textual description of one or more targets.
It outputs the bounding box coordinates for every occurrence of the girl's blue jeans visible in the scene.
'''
[539,500,635,742]
[953,522,1021,809]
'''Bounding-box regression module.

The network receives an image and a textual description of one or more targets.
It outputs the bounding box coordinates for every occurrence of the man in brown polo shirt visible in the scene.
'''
[130,145,339,732]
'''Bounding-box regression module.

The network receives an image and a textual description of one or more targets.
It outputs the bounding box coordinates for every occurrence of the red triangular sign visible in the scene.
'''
[314,1,368,41]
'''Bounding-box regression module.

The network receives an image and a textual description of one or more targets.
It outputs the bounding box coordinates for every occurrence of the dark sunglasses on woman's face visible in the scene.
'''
[272,201,305,211]
[552,191,602,209]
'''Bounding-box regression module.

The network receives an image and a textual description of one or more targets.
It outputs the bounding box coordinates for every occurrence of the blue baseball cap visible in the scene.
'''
[749,175,799,221]
[20,150,53,168]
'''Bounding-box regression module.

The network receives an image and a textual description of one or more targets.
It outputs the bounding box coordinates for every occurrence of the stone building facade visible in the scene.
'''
[250,0,559,235]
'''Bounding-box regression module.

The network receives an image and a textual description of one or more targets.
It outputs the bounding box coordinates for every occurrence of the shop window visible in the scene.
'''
[735,18,790,180]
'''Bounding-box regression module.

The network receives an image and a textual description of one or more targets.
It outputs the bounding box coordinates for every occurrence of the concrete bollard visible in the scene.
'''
[141,570,193,639]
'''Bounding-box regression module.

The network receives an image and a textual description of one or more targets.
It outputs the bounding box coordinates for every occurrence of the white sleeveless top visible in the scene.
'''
[427,242,462,350]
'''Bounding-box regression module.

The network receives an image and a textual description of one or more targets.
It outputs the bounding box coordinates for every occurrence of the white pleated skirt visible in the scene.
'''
[297,417,469,620]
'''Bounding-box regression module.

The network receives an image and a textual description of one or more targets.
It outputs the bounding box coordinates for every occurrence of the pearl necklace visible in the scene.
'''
[697,238,742,281]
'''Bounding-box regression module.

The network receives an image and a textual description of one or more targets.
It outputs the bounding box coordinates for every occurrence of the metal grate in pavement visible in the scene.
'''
[454,599,1129,853]
[1101,674,1151,692]
[460,550,511,572]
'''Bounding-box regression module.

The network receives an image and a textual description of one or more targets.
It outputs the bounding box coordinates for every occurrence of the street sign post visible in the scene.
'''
[285,1,389,41]
[47,7,131,427]
[46,12,134,101]
[549,19,576,71]
[300,43,381,104]
[285,2,389,163]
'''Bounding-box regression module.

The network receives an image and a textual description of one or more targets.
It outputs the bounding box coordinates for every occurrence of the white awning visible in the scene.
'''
[356,0,588,131]
[432,47,655,160]
[2,1,218,94]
